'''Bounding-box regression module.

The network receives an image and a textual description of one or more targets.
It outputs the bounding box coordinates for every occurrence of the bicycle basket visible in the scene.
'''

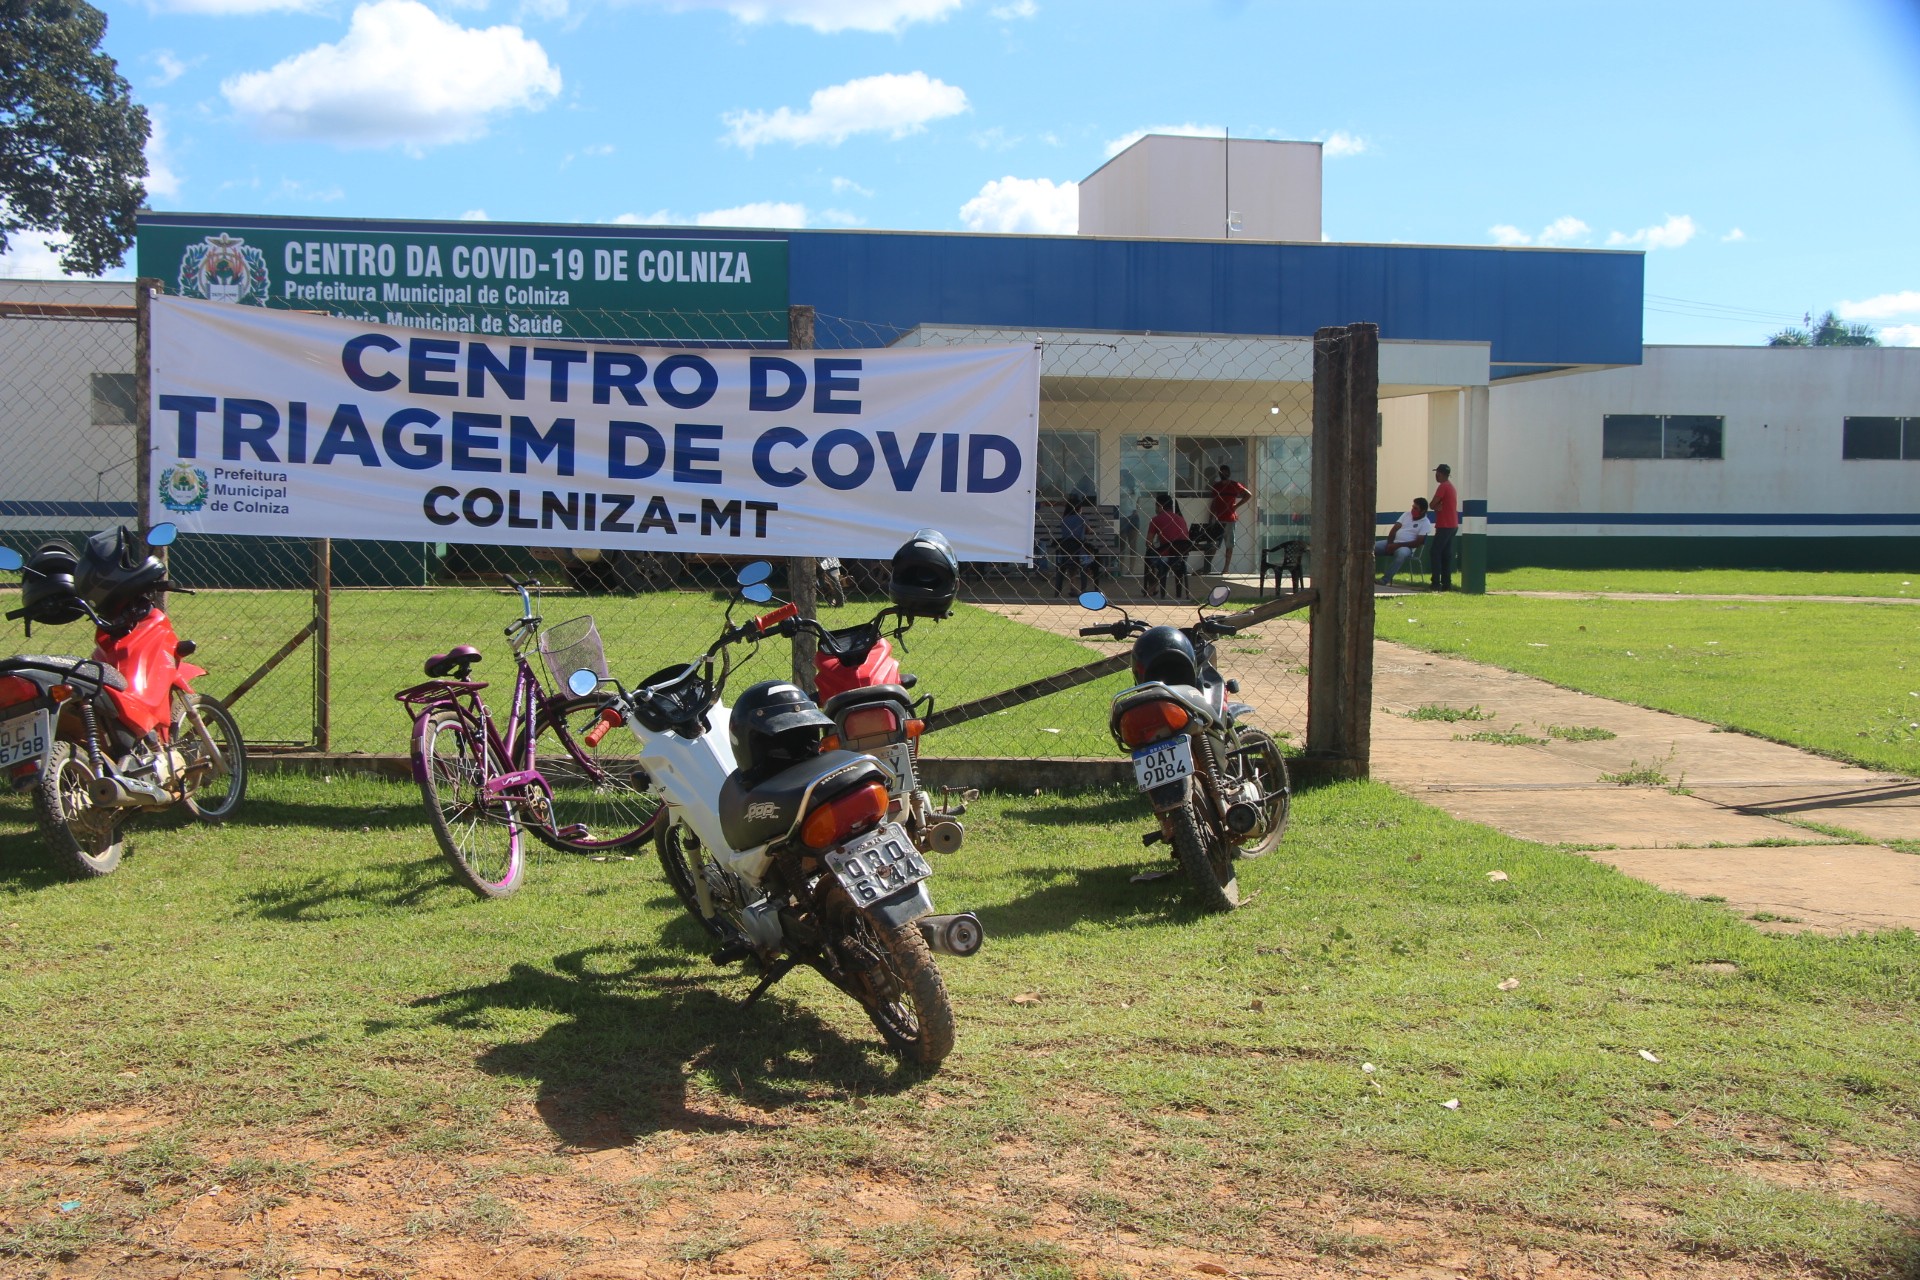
[539,616,607,688]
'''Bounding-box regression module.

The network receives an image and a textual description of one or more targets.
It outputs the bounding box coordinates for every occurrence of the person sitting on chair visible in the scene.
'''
[1052,496,1098,595]
[1145,492,1190,599]
[1374,496,1433,585]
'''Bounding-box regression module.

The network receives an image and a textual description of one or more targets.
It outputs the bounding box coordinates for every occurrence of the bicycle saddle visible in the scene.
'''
[424,645,482,678]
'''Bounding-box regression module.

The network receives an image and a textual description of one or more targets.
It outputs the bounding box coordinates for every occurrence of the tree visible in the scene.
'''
[0,0,148,276]
[1768,310,1879,348]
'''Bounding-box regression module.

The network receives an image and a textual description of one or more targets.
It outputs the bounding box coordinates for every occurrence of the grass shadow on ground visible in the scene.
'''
[407,943,922,1147]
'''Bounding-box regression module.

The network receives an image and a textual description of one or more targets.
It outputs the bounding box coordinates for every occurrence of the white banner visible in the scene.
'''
[147,297,1040,562]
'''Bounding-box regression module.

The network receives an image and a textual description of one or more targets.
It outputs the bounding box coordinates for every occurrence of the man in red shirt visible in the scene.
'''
[1429,463,1459,591]
[1207,465,1252,572]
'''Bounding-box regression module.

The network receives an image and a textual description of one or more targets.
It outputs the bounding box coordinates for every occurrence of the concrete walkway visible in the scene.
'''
[1370,639,1920,934]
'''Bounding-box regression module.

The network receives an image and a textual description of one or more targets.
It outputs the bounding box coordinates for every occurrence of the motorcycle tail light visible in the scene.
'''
[1119,700,1189,748]
[801,781,889,850]
[818,733,841,753]
[0,676,36,710]
[843,705,900,741]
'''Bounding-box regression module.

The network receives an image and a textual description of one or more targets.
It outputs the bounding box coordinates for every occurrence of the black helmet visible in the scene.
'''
[1132,625,1198,686]
[20,540,86,626]
[729,680,834,781]
[889,528,958,619]
[75,527,166,615]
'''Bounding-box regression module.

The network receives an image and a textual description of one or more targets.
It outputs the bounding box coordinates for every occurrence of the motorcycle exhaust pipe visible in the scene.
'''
[923,819,964,855]
[917,912,984,957]
[88,775,172,810]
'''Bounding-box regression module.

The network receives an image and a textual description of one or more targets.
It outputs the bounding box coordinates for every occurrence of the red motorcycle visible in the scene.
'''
[778,531,971,855]
[0,523,246,876]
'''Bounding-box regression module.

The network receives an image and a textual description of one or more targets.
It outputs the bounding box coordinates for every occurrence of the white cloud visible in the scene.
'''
[154,0,324,12]
[651,0,963,33]
[0,230,133,280]
[959,175,1076,234]
[1605,214,1695,250]
[1881,323,1920,347]
[989,0,1037,17]
[723,72,967,150]
[1103,122,1222,159]
[221,1,562,148]
[150,51,196,86]
[972,125,1021,150]
[1837,290,1920,322]
[461,209,490,220]
[1321,130,1367,158]
[1721,227,1746,243]
[615,202,812,227]
[830,176,873,197]
[820,208,865,227]
[144,116,182,200]
[1487,216,1589,248]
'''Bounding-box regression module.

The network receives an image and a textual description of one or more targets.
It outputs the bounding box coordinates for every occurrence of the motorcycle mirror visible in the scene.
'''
[1206,584,1233,607]
[737,561,773,587]
[566,668,601,697]
[741,582,773,603]
[145,522,178,548]
[1077,590,1108,612]
[0,547,20,572]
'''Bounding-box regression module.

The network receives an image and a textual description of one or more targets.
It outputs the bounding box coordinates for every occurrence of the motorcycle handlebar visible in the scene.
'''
[754,602,800,633]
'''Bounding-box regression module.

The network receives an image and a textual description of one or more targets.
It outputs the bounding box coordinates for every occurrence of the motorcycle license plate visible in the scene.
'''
[1131,736,1193,790]
[0,708,52,771]
[881,741,917,792]
[826,822,931,907]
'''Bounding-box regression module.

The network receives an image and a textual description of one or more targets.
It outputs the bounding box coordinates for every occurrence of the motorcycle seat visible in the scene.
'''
[718,749,889,851]
[424,645,482,678]
[0,654,128,693]
[822,683,914,719]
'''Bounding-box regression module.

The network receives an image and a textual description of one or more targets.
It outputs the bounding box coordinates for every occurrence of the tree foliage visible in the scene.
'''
[1768,310,1879,348]
[0,0,148,276]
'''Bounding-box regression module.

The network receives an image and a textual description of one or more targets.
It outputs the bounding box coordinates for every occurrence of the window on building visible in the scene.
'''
[1036,430,1099,505]
[90,372,137,426]
[1175,436,1248,496]
[1842,416,1920,460]
[1603,413,1723,460]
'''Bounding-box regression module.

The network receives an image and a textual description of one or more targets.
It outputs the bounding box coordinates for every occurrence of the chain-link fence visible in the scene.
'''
[2,289,1321,764]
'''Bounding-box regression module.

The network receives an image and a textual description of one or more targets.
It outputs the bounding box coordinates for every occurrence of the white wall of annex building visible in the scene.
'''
[1079,136,1322,242]
[1486,346,1920,537]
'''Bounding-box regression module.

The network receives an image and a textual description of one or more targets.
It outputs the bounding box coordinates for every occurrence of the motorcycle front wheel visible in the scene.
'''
[656,820,726,940]
[36,743,126,877]
[839,912,954,1068]
[1169,796,1240,912]
[172,691,248,821]
[1229,726,1291,858]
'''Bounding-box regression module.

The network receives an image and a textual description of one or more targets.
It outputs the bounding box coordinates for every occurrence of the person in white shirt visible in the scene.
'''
[1375,497,1433,584]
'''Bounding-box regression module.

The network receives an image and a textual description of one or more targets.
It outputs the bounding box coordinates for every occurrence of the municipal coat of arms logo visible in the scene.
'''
[178,233,270,305]
[159,464,209,513]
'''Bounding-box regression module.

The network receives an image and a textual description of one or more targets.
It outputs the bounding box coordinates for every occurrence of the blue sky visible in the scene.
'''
[10,0,1920,345]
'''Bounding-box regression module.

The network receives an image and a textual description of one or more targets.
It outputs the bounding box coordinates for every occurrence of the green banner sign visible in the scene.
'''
[136,217,790,343]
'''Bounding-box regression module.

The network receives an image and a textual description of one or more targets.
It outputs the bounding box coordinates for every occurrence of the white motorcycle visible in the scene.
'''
[567,562,980,1067]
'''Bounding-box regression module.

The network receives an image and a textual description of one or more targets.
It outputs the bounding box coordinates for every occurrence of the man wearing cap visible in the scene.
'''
[1429,464,1459,591]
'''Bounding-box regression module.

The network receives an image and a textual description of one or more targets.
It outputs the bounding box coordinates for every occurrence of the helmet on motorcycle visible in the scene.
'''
[75,527,167,616]
[888,528,958,619]
[19,540,86,626]
[729,680,835,781]
[1132,625,1199,686]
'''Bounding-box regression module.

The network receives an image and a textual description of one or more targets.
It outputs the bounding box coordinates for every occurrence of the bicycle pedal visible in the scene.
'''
[555,823,590,840]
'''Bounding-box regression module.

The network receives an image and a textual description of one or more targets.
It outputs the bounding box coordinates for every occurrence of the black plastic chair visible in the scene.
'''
[1259,540,1307,597]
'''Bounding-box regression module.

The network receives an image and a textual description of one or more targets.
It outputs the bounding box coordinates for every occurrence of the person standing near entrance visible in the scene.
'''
[1207,465,1252,573]
[1429,463,1459,591]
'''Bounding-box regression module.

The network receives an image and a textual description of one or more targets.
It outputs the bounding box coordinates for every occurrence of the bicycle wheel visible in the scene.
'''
[171,691,247,821]
[534,695,663,853]
[418,709,525,898]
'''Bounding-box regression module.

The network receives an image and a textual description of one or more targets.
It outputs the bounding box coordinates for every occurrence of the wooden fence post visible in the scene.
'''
[786,304,819,695]
[1305,323,1379,777]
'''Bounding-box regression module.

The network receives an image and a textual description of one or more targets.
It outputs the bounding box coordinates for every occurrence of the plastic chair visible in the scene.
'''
[1259,540,1307,596]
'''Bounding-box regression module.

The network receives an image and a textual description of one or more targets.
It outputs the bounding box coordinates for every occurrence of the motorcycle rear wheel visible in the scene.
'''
[842,913,954,1068]
[1229,726,1291,858]
[172,692,248,822]
[418,709,525,899]
[36,743,126,877]
[1169,796,1240,912]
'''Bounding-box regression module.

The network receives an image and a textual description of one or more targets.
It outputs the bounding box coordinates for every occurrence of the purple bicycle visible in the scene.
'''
[395,575,662,898]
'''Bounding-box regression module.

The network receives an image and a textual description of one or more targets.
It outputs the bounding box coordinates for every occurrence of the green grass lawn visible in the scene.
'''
[0,777,1915,1277]
[1376,594,1920,777]
[1490,568,1920,598]
[168,587,1122,759]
